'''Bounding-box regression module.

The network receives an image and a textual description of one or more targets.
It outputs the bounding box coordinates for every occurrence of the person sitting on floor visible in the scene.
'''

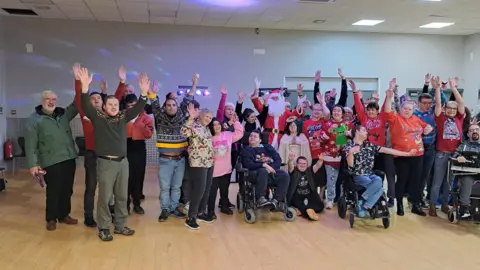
[344,124,417,217]
[287,154,325,221]
[240,129,290,210]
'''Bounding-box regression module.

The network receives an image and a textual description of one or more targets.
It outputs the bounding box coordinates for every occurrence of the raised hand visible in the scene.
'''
[338,68,344,79]
[262,93,269,103]
[389,78,396,90]
[118,65,127,83]
[231,112,239,123]
[431,76,441,89]
[386,88,394,99]
[78,67,93,93]
[72,62,81,80]
[425,73,431,85]
[254,77,261,89]
[187,103,198,120]
[315,70,321,82]
[151,80,159,94]
[330,88,337,97]
[288,152,296,161]
[316,92,323,103]
[372,91,379,100]
[470,117,479,126]
[220,85,227,95]
[454,76,459,88]
[100,79,107,94]
[138,73,150,96]
[192,73,199,85]
[297,84,303,95]
[449,77,456,89]
[237,91,245,103]
[317,153,325,161]
[348,80,357,92]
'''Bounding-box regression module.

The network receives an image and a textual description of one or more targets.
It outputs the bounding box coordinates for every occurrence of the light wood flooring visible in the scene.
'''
[1,167,480,270]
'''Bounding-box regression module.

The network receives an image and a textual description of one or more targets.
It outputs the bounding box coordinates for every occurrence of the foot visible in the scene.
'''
[197,213,215,224]
[182,202,190,216]
[306,209,319,221]
[459,206,471,218]
[170,209,186,219]
[133,205,145,215]
[46,220,56,231]
[84,216,97,228]
[98,229,113,241]
[58,216,78,225]
[421,199,429,209]
[219,201,235,209]
[114,226,135,236]
[220,207,233,215]
[256,196,271,208]
[358,207,367,218]
[158,209,169,222]
[411,205,426,216]
[141,194,145,200]
[428,205,437,217]
[325,201,333,209]
[441,203,449,214]
[397,201,404,216]
[185,217,199,230]
[387,198,394,208]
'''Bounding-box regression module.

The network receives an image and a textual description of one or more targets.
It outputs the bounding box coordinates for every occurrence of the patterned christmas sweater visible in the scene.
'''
[318,119,353,167]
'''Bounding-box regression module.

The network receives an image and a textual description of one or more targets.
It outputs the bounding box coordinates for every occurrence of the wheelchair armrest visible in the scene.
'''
[373,170,385,178]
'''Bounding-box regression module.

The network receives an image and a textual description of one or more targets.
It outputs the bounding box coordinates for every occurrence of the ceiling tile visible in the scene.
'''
[175,9,203,19]
[0,1,27,9]
[150,16,175,24]
[148,2,178,11]
[123,16,149,23]
[84,0,117,7]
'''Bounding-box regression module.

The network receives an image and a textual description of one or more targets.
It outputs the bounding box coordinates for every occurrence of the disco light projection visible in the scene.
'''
[154,56,163,61]
[99,49,112,56]
[164,72,172,77]
[177,85,210,96]
[135,43,144,49]
[46,38,76,48]
[21,54,66,70]
[200,0,255,7]
[92,73,103,81]
[126,71,140,80]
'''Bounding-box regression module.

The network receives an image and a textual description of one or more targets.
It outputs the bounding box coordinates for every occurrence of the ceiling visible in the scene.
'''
[0,0,479,35]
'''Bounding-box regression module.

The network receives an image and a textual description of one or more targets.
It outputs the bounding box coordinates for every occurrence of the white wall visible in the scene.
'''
[0,15,6,165]
[463,33,480,115]
[0,16,468,118]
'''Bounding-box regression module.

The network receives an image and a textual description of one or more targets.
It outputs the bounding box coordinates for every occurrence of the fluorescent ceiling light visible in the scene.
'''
[420,22,454,28]
[352,20,384,26]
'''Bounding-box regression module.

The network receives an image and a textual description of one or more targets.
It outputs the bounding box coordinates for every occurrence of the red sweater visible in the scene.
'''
[319,119,353,167]
[74,80,125,151]
[127,112,154,140]
[354,93,387,146]
[302,118,325,158]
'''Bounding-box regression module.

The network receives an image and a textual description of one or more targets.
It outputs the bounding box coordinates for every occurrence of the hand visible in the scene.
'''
[78,67,93,93]
[470,117,479,126]
[187,103,198,120]
[100,79,107,94]
[254,77,261,89]
[297,84,303,95]
[423,125,433,135]
[72,62,81,80]
[151,80,159,94]
[315,70,321,82]
[449,77,456,89]
[338,68,344,78]
[262,93,269,103]
[330,88,337,97]
[457,156,467,163]
[263,163,276,174]
[425,73,431,85]
[288,152,296,161]
[358,90,364,99]
[237,91,245,103]
[454,76,459,88]
[229,113,238,125]
[349,146,360,154]
[386,89,394,99]
[407,149,417,156]
[192,73,199,85]
[118,65,127,83]
[138,73,150,96]
[348,80,357,92]
[316,92,323,103]
[372,91,379,100]
[321,132,330,140]
[431,76,441,89]
[29,166,42,177]
[220,85,227,95]
[389,78,396,90]
[317,153,325,161]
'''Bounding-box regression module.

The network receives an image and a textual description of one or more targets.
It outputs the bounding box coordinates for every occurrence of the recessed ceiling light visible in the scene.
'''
[352,20,384,26]
[423,0,442,2]
[420,22,454,28]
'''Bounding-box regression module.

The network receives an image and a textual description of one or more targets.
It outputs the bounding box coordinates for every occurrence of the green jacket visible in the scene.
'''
[25,103,79,169]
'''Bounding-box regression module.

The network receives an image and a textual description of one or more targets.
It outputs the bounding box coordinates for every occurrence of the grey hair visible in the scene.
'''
[446,101,458,107]
[41,90,56,100]
[199,108,211,117]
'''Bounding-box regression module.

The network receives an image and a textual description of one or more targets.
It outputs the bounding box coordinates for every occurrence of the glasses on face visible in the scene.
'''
[469,128,480,133]
[446,107,457,111]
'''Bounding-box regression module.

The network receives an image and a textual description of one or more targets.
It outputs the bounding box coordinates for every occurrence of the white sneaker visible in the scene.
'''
[182,202,190,215]
[326,201,333,209]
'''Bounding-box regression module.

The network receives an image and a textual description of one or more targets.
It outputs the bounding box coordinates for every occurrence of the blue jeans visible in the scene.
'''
[158,157,185,212]
[354,175,383,209]
[421,144,436,197]
[325,165,339,203]
[430,151,451,205]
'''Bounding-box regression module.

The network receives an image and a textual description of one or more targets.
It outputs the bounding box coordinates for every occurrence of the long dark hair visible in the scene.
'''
[208,117,221,136]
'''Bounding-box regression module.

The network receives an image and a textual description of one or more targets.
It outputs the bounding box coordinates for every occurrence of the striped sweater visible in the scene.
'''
[149,93,194,153]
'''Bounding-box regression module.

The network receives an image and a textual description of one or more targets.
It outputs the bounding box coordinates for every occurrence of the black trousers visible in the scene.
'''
[247,168,290,202]
[394,156,423,205]
[43,159,76,222]
[127,139,147,206]
[188,166,214,218]
[291,192,324,216]
[84,150,97,217]
[180,158,192,204]
[208,173,231,212]
[311,158,327,188]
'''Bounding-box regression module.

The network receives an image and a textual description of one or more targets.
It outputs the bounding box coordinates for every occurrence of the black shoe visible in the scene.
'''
[256,196,270,208]
[397,201,404,216]
[411,205,426,216]
[459,206,471,218]
[114,226,135,236]
[185,217,199,230]
[197,213,215,224]
[141,194,145,201]
[133,205,145,215]
[210,212,218,219]
[158,209,169,222]
[220,207,233,215]
[98,229,113,241]
[84,216,97,228]
[109,205,115,215]
[218,201,235,209]
[170,209,186,219]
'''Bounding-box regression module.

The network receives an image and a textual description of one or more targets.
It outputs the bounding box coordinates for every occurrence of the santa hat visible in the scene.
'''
[285,101,291,107]
[225,102,235,109]
[269,89,281,98]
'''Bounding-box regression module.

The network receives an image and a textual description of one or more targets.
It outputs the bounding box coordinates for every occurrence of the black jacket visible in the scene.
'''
[241,144,281,170]
[287,167,320,204]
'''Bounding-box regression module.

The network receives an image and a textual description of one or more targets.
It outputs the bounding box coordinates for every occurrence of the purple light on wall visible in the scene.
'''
[200,0,255,7]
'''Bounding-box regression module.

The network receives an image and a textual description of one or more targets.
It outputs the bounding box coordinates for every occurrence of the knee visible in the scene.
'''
[278,171,290,185]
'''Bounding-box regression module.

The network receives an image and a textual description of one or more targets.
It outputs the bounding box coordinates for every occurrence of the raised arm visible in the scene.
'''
[432,76,442,117]
[77,67,96,119]
[181,103,198,138]
[337,68,348,107]
[216,87,227,121]
[384,79,396,113]
[114,66,127,101]
[449,77,465,115]
[313,70,321,104]
[231,121,245,143]
[73,63,85,118]
[179,74,198,116]
[350,80,366,123]
[125,73,149,122]
[312,154,324,174]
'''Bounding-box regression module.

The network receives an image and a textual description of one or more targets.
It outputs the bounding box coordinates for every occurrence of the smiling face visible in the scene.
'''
[445,101,458,118]
[212,119,222,135]
[224,105,234,119]
[332,106,343,122]
[103,96,120,117]
[41,91,57,113]
[400,103,414,118]
[199,110,213,126]
[296,157,308,172]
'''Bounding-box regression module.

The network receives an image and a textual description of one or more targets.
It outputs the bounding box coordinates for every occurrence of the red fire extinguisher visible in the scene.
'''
[3,139,13,161]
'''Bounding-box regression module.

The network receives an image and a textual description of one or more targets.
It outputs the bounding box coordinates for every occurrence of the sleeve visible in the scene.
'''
[216,93,226,121]
[180,94,194,117]
[258,105,268,127]
[313,81,320,104]
[353,92,367,124]
[231,121,244,143]
[125,97,147,122]
[181,119,195,138]
[266,144,282,170]
[235,102,243,123]
[65,99,79,121]
[385,111,398,125]
[144,104,153,115]
[25,117,39,169]
[422,84,429,94]
[373,143,382,154]
[134,114,154,139]
[251,97,264,113]
[74,79,85,118]
[81,93,97,120]
[240,147,263,170]
[337,79,348,107]
[114,82,126,101]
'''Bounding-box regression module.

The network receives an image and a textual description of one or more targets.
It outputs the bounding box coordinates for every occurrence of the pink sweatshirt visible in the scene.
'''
[212,121,244,177]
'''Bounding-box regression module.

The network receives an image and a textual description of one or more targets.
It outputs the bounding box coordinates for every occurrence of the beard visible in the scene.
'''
[268,98,286,117]
[472,133,479,141]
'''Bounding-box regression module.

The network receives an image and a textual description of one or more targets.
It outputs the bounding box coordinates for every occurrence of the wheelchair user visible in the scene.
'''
[344,125,417,217]
[451,123,480,218]
[240,129,290,210]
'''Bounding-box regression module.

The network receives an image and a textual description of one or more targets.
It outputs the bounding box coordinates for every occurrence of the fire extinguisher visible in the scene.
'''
[3,139,13,161]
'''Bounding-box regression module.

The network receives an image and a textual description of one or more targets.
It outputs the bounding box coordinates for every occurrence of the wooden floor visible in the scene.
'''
[1,168,480,270]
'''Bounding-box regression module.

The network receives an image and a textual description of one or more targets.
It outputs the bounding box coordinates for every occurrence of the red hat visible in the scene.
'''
[269,89,281,97]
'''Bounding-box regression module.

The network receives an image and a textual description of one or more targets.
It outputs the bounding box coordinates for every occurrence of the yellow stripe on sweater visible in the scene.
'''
[156,142,188,148]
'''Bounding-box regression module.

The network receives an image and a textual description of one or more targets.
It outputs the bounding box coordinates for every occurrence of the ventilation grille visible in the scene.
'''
[2,8,38,16]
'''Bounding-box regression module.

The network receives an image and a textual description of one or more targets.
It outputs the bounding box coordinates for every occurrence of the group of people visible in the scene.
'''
[24,64,480,241]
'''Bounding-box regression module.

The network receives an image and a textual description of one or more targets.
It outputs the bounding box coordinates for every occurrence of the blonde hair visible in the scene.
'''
[41,90,57,100]
[199,108,211,117]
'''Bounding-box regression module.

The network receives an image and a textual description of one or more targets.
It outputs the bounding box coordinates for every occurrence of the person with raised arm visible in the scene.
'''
[313,69,348,110]
[149,75,197,222]
[384,79,433,217]
[73,63,127,227]
[78,66,148,241]
[429,76,465,216]
[25,88,79,231]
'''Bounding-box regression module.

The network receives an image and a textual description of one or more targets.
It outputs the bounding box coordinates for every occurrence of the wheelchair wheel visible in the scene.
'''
[448,209,458,224]
[237,192,244,213]
[244,209,256,224]
[337,197,347,219]
[382,218,390,229]
[284,207,297,222]
[349,212,355,228]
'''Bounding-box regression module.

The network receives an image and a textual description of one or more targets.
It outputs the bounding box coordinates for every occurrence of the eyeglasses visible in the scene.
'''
[445,107,457,110]
[469,129,480,132]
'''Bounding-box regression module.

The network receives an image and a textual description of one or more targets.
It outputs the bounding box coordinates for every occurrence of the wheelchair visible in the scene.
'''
[446,157,480,224]
[336,162,390,229]
[234,157,297,224]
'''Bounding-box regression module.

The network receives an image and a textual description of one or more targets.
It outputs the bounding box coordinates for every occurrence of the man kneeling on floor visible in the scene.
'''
[241,130,290,210]
[287,154,325,221]
[344,125,416,217]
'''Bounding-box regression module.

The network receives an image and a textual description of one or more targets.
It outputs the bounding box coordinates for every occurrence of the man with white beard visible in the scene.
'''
[251,81,303,149]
